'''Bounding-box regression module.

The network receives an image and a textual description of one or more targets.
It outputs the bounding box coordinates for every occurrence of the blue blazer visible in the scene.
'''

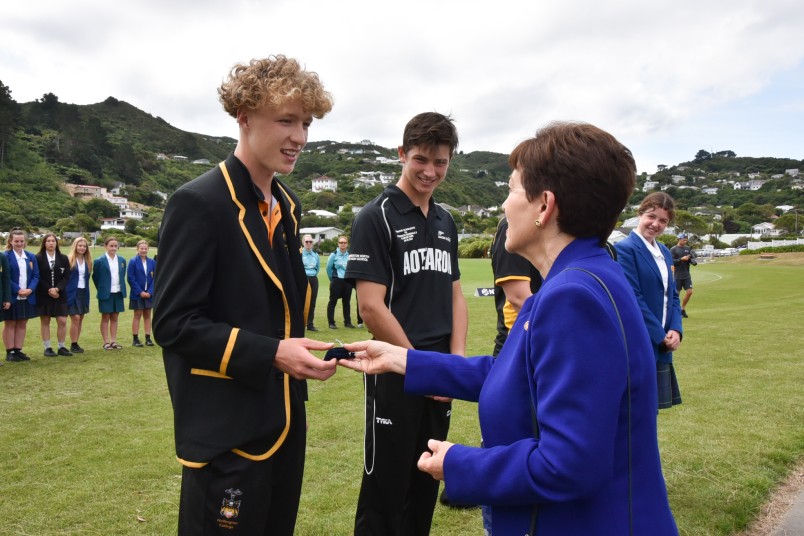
[404,238,678,535]
[66,260,91,307]
[127,256,156,299]
[92,255,127,300]
[615,232,682,364]
[0,253,12,305]
[5,250,39,306]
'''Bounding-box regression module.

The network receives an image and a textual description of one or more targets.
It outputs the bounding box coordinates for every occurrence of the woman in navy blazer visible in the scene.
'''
[339,123,678,535]
[127,239,156,347]
[92,236,127,350]
[3,229,39,362]
[615,192,684,409]
[66,236,92,354]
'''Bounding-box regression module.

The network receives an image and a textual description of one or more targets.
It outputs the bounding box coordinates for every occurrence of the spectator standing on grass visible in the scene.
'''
[301,234,320,331]
[35,233,72,356]
[670,233,696,318]
[66,236,91,354]
[152,55,337,536]
[3,229,39,362]
[0,248,11,365]
[92,236,126,351]
[127,239,156,347]
[326,235,354,329]
[615,192,684,410]
[345,112,467,535]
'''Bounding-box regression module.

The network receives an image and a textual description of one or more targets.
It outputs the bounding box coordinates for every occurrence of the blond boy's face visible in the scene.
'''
[238,100,313,177]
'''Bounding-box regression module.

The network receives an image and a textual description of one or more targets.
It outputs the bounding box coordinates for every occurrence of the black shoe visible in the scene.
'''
[70,343,85,354]
[145,338,155,347]
[57,347,73,356]
[344,323,356,328]
[329,323,337,329]
[307,325,319,332]
[6,352,24,362]
[681,310,688,318]
[44,347,58,357]
[357,323,364,328]
[16,350,30,361]
[133,340,144,347]
[439,489,479,509]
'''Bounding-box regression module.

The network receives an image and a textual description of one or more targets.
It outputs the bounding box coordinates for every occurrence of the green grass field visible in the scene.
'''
[1,250,802,535]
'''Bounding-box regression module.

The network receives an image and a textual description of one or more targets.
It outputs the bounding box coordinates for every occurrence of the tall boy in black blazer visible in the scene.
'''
[153,56,337,536]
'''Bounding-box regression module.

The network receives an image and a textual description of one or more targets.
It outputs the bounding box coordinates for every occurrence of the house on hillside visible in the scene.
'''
[307,209,338,219]
[312,175,337,192]
[100,218,126,230]
[752,222,779,236]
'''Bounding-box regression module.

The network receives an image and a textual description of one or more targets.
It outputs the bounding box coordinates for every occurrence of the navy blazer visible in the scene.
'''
[5,250,39,306]
[127,256,156,299]
[404,238,678,535]
[66,260,91,307]
[92,254,128,300]
[0,253,11,305]
[615,231,682,364]
[35,252,70,304]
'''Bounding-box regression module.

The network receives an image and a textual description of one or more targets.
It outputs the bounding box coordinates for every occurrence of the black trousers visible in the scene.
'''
[306,275,319,328]
[177,392,306,536]
[354,340,452,536]
[327,278,352,325]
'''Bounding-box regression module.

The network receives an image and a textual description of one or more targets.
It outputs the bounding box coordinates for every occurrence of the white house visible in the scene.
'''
[299,227,344,242]
[307,209,338,219]
[752,222,779,236]
[100,218,126,230]
[312,176,337,193]
[120,208,144,220]
[642,180,659,192]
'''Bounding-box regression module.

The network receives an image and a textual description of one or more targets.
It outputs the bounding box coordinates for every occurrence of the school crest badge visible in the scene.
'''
[220,488,242,520]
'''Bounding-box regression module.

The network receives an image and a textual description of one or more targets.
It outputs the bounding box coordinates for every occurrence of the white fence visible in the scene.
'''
[746,238,804,250]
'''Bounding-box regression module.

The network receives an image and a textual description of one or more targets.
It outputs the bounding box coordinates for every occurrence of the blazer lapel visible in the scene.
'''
[631,233,662,282]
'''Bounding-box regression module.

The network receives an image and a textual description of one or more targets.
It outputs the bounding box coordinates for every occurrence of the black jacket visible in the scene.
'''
[154,154,309,465]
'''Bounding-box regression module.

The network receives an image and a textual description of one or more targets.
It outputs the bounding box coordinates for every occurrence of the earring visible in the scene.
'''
[535,220,542,227]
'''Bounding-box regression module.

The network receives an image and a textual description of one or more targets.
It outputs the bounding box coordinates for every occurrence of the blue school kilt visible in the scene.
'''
[3,298,38,321]
[98,292,125,314]
[129,297,153,310]
[657,362,682,409]
[68,290,90,315]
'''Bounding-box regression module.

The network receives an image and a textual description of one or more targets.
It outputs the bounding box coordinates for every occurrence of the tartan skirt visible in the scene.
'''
[657,362,682,409]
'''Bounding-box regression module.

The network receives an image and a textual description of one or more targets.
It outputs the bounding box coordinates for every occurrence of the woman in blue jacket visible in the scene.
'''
[615,192,684,409]
[339,123,678,535]
[3,229,39,362]
[127,240,156,347]
[66,236,92,354]
[92,236,126,350]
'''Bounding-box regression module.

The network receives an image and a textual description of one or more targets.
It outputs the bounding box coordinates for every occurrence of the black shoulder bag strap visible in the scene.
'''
[525,268,633,536]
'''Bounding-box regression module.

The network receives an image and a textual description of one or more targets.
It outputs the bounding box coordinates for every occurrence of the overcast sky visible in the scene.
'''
[2,0,802,174]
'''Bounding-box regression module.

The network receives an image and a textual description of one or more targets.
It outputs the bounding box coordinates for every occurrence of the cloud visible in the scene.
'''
[1,0,803,173]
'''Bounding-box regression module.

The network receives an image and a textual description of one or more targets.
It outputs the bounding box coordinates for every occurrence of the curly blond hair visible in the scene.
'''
[218,55,334,119]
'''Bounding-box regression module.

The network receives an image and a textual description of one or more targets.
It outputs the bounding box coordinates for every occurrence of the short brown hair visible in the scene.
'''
[218,55,334,119]
[401,112,459,156]
[509,122,636,245]
[638,192,676,222]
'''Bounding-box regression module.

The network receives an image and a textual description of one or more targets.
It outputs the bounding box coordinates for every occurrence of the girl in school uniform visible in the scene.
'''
[92,236,126,350]
[66,236,92,354]
[35,233,72,356]
[127,240,156,347]
[3,229,39,362]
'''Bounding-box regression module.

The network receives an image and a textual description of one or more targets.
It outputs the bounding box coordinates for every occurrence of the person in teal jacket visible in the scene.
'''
[615,192,684,409]
[326,235,354,328]
[92,236,127,350]
[339,123,678,535]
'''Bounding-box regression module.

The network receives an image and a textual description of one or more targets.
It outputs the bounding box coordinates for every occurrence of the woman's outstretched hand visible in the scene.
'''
[339,340,408,376]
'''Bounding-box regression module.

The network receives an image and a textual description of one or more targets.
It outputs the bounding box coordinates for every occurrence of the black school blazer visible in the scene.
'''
[154,154,310,466]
